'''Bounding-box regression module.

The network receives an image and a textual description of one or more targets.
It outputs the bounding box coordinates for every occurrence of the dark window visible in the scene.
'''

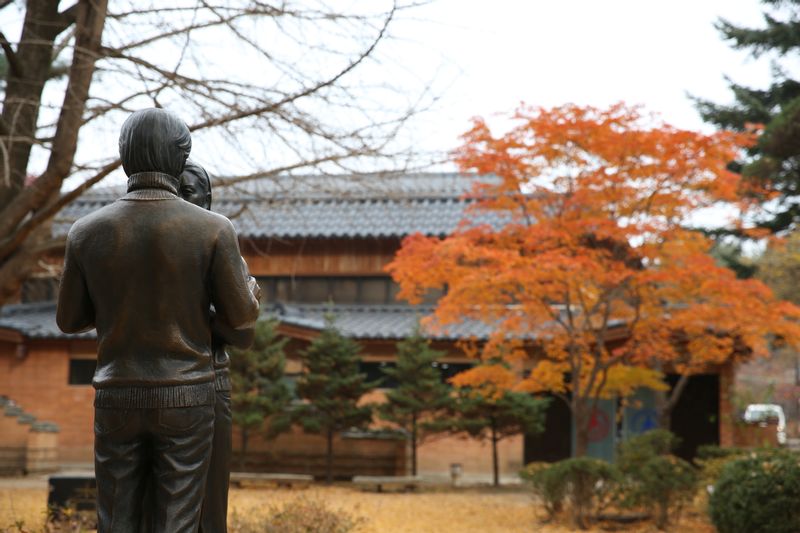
[360,278,389,304]
[332,279,359,303]
[359,361,397,388]
[435,362,473,383]
[258,276,410,305]
[21,278,58,303]
[422,287,445,305]
[358,360,473,388]
[68,359,96,386]
[388,281,402,303]
[275,278,293,301]
[296,278,330,302]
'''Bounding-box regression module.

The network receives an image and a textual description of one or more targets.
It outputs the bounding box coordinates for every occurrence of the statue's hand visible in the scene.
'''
[247,276,262,302]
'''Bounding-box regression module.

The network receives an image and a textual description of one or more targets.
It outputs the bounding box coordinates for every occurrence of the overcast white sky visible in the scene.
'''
[389,0,775,155]
[0,1,780,182]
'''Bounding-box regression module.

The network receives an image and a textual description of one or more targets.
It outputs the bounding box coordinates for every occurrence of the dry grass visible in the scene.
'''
[0,485,715,533]
[0,489,48,531]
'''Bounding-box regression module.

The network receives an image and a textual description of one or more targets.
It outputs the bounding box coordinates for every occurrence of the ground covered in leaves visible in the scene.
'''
[0,484,715,532]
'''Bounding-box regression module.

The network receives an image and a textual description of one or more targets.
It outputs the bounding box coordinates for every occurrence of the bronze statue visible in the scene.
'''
[181,161,250,533]
[57,108,259,533]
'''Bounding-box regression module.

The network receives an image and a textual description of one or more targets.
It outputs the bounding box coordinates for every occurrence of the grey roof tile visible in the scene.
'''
[53,173,504,239]
[1,302,624,342]
[269,303,495,340]
[0,302,96,340]
[0,302,491,341]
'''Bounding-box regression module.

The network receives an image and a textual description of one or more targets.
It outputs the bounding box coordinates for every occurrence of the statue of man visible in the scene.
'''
[57,108,260,533]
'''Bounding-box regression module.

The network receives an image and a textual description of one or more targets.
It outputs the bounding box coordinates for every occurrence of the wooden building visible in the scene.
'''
[0,174,734,478]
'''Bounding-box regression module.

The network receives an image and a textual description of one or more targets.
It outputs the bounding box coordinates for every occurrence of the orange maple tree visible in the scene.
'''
[387,103,800,456]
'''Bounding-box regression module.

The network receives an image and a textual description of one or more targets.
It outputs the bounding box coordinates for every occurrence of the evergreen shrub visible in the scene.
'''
[617,430,697,530]
[520,461,567,519]
[709,449,800,533]
[521,457,618,528]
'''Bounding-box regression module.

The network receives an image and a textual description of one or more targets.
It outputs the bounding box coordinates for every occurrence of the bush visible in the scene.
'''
[520,462,567,519]
[709,449,800,533]
[635,455,697,530]
[555,457,619,530]
[230,497,367,533]
[695,444,747,460]
[617,430,697,530]
[696,449,747,492]
[521,458,618,529]
[618,429,678,471]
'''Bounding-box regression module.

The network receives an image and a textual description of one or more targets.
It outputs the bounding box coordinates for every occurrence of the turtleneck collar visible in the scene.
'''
[127,171,180,196]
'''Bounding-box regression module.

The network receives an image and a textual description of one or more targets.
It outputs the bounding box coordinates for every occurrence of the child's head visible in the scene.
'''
[180,159,212,210]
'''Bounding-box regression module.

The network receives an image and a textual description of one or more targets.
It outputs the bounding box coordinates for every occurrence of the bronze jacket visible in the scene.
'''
[57,172,259,408]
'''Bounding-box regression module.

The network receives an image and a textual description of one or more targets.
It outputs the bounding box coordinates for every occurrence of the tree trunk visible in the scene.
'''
[657,373,691,431]
[0,230,49,304]
[411,414,418,477]
[573,401,590,457]
[491,420,499,487]
[656,498,670,531]
[0,0,64,210]
[0,0,107,306]
[326,428,334,484]
[655,388,672,430]
[239,426,248,470]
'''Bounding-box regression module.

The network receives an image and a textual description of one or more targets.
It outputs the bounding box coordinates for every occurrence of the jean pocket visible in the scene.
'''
[94,408,129,436]
[157,406,209,432]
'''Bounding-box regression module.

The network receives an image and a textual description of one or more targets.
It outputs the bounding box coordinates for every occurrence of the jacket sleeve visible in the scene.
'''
[211,314,256,349]
[209,219,260,332]
[56,232,95,333]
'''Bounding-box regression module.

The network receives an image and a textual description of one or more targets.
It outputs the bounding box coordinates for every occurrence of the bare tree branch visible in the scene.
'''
[190,4,396,131]
[0,31,22,77]
[0,0,437,305]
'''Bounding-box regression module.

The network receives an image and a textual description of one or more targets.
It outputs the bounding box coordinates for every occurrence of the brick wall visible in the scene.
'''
[0,341,95,462]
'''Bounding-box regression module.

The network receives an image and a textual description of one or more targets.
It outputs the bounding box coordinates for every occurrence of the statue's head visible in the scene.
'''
[180,159,212,210]
[119,108,192,178]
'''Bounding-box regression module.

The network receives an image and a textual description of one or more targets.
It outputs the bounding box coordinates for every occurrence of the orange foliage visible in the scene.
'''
[386,103,800,451]
[449,364,518,401]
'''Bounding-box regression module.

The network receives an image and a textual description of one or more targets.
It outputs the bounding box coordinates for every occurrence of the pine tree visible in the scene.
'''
[229,318,292,469]
[694,0,800,232]
[379,328,452,476]
[295,317,375,483]
[448,364,548,487]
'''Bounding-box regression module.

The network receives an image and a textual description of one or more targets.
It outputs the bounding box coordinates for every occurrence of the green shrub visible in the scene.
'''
[695,444,747,460]
[521,458,619,529]
[618,429,678,471]
[617,430,697,530]
[554,457,619,530]
[696,450,747,492]
[230,497,367,533]
[637,455,697,529]
[709,450,800,533]
[520,462,567,519]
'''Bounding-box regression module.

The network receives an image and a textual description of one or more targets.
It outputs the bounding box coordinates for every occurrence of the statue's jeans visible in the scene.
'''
[200,391,232,533]
[94,405,215,533]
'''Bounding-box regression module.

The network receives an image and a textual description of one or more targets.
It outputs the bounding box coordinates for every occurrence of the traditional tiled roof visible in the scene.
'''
[54,173,504,239]
[271,303,496,340]
[0,301,492,341]
[1,301,626,343]
[0,302,95,340]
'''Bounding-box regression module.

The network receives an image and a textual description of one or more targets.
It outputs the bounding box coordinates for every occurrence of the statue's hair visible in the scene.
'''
[119,108,191,178]
[181,159,213,210]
